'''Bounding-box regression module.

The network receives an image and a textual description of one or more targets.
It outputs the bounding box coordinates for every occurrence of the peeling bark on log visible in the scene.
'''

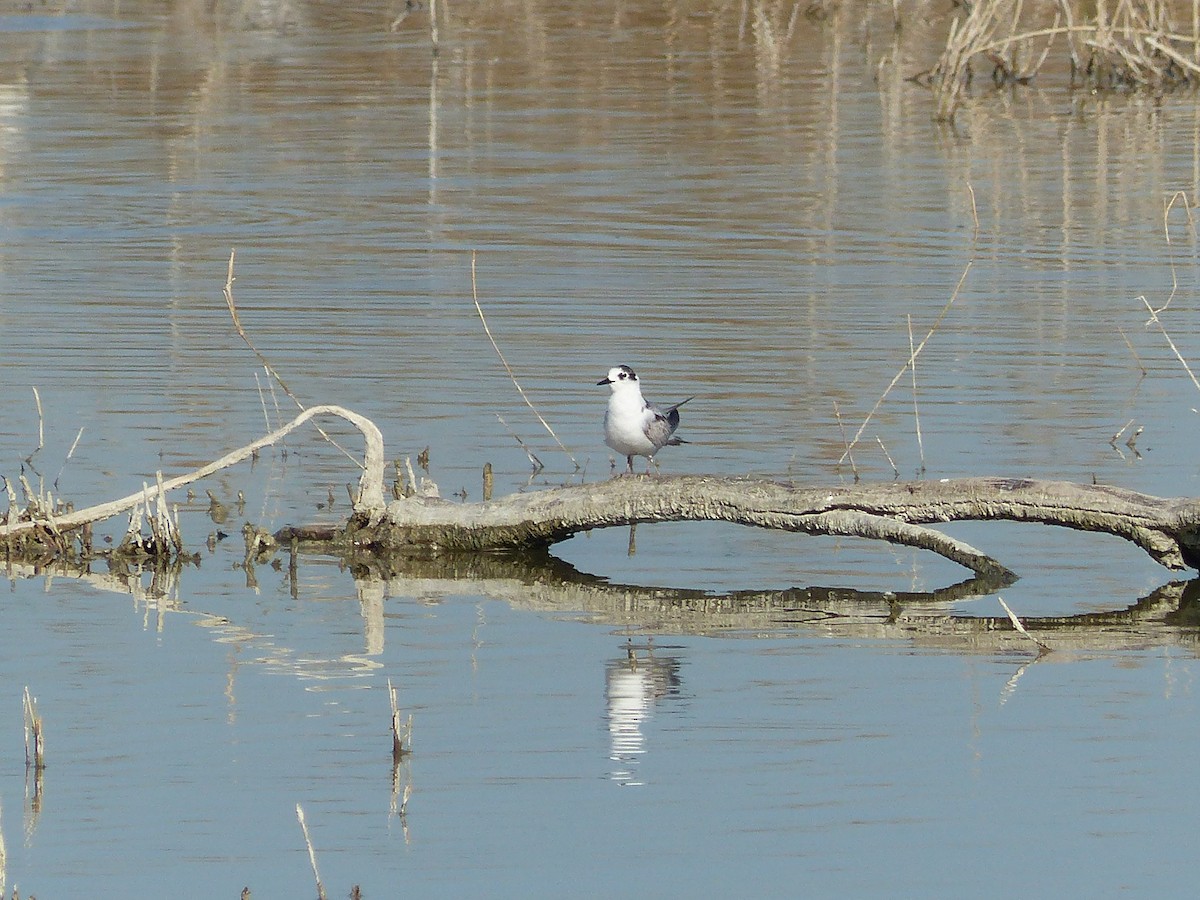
[325,475,1200,580]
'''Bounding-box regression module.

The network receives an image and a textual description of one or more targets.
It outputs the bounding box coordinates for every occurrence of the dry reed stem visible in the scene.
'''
[875,436,899,477]
[1149,190,1197,316]
[838,261,973,466]
[1117,325,1147,375]
[907,314,925,468]
[223,250,296,404]
[1111,418,1134,443]
[26,387,44,466]
[998,596,1052,652]
[1140,295,1200,394]
[470,252,576,469]
[832,400,858,480]
[22,687,43,771]
[1133,191,1200,397]
[932,2,1200,121]
[295,804,326,900]
[51,426,84,491]
[0,405,388,539]
[388,678,413,759]
[496,414,545,472]
[965,182,980,244]
[223,250,359,468]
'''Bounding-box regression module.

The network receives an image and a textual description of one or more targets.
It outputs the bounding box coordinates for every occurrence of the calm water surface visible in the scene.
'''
[1,2,1199,895]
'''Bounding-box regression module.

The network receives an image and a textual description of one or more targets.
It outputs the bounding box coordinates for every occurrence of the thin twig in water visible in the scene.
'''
[254,370,272,433]
[52,426,85,491]
[389,677,413,759]
[26,386,44,465]
[875,436,899,478]
[839,261,972,466]
[1110,418,1136,447]
[833,401,858,480]
[23,686,44,771]
[907,314,925,469]
[223,250,360,469]
[965,182,980,244]
[470,252,577,469]
[1116,325,1146,376]
[1149,191,1195,316]
[296,804,327,900]
[224,250,297,405]
[496,414,544,472]
[1140,295,1200,394]
[998,596,1052,653]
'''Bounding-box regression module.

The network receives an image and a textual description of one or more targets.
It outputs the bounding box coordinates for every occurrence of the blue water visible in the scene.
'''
[0,2,1198,896]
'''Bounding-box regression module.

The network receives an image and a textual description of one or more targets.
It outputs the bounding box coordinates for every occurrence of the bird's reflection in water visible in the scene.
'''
[606,638,682,786]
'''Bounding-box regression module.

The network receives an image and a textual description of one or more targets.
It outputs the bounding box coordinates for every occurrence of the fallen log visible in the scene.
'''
[328,474,1200,581]
[5,405,1199,583]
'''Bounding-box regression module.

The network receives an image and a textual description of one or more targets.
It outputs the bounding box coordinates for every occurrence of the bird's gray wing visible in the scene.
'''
[644,396,694,449]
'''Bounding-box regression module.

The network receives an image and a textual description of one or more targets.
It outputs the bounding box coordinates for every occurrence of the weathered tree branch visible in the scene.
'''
[327,475,1200,580]
[7,399,1198,586]
[1,404,386,539]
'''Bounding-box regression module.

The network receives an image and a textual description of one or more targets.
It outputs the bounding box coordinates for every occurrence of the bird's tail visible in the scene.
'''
[666,396,695,413]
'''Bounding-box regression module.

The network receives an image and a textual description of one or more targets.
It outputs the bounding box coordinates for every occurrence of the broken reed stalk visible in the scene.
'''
[52,426,85,491]
[1140,295,1200,394]
[0,404,388,541]
[22,687,44,771]
[224,249,360,469]
[875,436,899,478]
[1117,325,1147,376]
[224,249,297,406]
[295,803,327,900]
[907,314,925,469]
[998,596,1052,652]
[832,400,857,479]
[965,182,980,245]
[838,260,972,467]
[30,386,44,462]
[388,678,413,760]
[1150,190,1196,316]
[470,251,577,469]
[496,414,544,472]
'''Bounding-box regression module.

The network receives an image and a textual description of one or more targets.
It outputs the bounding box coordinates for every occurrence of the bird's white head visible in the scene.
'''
[598,365,640,392]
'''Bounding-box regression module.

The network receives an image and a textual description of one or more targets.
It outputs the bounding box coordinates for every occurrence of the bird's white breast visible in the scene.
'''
[604,391,657,456]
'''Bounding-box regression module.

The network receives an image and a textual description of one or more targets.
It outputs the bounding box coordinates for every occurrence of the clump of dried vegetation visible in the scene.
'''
[925,0,1200,120]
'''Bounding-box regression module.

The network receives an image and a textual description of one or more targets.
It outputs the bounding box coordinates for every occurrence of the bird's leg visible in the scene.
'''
[625,455,635,474]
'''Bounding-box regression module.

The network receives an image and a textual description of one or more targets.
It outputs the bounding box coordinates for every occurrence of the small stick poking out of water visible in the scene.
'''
[23,686,44,771]
[998,597,1051,654]
[295,803,326,900]
[389,678,413,760]
[471,251,576,469]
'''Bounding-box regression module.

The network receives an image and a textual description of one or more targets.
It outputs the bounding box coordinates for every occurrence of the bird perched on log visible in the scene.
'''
[597,365,692,474]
